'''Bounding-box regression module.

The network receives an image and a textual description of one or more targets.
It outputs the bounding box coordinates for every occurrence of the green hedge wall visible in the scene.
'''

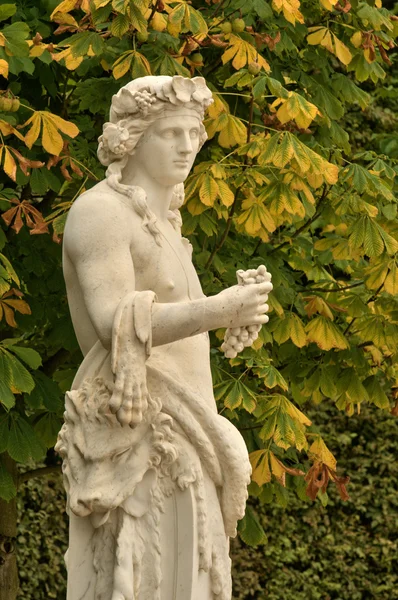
[17,405,398,599]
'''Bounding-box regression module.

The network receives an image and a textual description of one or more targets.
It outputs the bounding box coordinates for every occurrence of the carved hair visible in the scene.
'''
[97,76,213,243]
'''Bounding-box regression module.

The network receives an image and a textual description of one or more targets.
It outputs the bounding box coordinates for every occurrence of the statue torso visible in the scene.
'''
[63,180,213,401]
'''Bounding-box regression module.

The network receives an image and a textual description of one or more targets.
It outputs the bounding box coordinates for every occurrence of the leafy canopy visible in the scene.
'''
[0,0,397,545]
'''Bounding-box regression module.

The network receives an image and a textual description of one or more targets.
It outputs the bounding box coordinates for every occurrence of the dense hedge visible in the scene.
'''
[17,404,398,599]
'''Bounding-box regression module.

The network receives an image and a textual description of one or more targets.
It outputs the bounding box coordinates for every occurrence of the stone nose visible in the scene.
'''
[74,494,103,515]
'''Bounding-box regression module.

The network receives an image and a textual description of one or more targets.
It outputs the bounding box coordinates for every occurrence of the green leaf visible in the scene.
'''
[363,376,389,409]
[26,372,62,412]
[7,415,46,463]
[238,506,267,547]
[257,364,288,390]
[0,379,15,409]
[33,412,63,447]
[0,350,35,393]
[110,13,130,37]
[313,85,344,120]
[0,4,16,22]
[7,346,42,369]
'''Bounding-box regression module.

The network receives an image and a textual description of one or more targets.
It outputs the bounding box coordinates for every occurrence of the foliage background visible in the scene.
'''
[0,0,397,594]
[17,405,398,599]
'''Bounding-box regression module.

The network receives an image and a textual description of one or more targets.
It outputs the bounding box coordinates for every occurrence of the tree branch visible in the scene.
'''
[205,94,254,270]
[18,465,61,486]
[343,283,384,336]
[269,184,330,256]
[302,281,364,293]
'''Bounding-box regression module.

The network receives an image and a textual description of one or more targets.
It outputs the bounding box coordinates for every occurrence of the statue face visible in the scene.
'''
[130,112,201,187]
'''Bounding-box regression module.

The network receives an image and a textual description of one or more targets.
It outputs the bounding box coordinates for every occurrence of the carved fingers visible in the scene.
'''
[110,362,149,427]
[222,265,272,359]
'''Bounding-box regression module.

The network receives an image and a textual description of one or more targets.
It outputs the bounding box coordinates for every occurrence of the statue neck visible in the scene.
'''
[121,159,173,222]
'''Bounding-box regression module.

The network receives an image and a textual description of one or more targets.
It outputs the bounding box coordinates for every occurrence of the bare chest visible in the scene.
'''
[131,226,203,303]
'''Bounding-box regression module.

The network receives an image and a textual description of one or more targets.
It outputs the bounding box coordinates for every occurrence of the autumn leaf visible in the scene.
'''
[306,316,349,351]
[112,50,151,79]
[272,0,304,25]
[0,288,31,327]
[271,92,320,129]
[307,27,352,65]
[305,461,350,501]
[222,34,270,72]
[2,199,49,235]
[21,111,79,155]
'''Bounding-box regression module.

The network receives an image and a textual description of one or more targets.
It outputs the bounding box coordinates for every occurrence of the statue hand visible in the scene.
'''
[214,281,272,330]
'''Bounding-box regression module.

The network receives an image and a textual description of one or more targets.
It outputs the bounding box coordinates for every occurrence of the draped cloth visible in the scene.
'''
[59,291,252,600]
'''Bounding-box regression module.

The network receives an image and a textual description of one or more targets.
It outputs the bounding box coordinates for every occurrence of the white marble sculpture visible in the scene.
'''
[56,75,273,600]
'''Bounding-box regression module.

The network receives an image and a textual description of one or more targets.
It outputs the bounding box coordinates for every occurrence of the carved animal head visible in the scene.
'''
[55,378,176,522]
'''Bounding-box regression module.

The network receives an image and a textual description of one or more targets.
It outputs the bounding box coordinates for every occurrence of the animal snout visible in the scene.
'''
[71,493,104,516]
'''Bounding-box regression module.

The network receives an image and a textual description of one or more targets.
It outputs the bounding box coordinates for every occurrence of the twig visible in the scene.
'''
[343,283,384,336]
[147,0,161,27]
[205,94,255,270]
[269,184,330,255]
[303,281,364,293]
[18,465,62,486]
[205,188,240,269]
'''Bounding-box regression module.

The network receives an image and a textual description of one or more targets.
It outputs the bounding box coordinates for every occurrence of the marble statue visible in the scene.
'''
[56,75,273,600]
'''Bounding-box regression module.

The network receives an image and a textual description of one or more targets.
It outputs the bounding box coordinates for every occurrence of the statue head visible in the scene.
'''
[97,76,213,241]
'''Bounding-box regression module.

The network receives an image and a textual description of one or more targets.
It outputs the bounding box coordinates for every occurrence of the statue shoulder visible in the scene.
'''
[64,181,137,258]
[68,180,132,221]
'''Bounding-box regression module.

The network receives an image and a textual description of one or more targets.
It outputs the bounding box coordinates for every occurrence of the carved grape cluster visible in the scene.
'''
[221,265,272,359]
[134,90,156,116]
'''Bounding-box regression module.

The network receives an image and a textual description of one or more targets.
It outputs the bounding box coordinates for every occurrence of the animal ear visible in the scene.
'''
[64,390,81,422]
[122,469,156,518]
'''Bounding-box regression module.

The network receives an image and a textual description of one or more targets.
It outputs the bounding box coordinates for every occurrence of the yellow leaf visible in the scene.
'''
[320,29,333,52]
[53,47,84,70]
[333,34,352,65]
[269,452,286,485]
[0,120,24,141]
[150,11,167,31]
[306,316,349,351]
[276,92,319,129]
[22,111,79,156]
[207,93,229,119]
[199,173,219,206]
[0,59,8,79]
[309,437,336,471]
[50,0,78,19]
[217,180,235,207]
[236,192,276,237]
[44,113,79,139]
[307,27,327,45]
[218,114,247,148]
[221,34,270,72]
[3,147,16,181]
[42,117,63,155]
[350,31,363,48]
[272,0,304,25]
[289,313,308,348]
[131,50,151,78]
[112,51,134,79]
[92,0,111,7]
[320,0,337,10]
[249,450,271,485]
[285,398,312,426]
[384,261,398,295]
[24,113,41,149]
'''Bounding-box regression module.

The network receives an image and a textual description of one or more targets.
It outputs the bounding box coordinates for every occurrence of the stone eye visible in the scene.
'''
[162,129,176,139]
[190,129,199,139]
[113,447,130,461]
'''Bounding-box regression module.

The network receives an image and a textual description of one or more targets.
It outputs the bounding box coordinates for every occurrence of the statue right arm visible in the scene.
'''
[64,193,271,350]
